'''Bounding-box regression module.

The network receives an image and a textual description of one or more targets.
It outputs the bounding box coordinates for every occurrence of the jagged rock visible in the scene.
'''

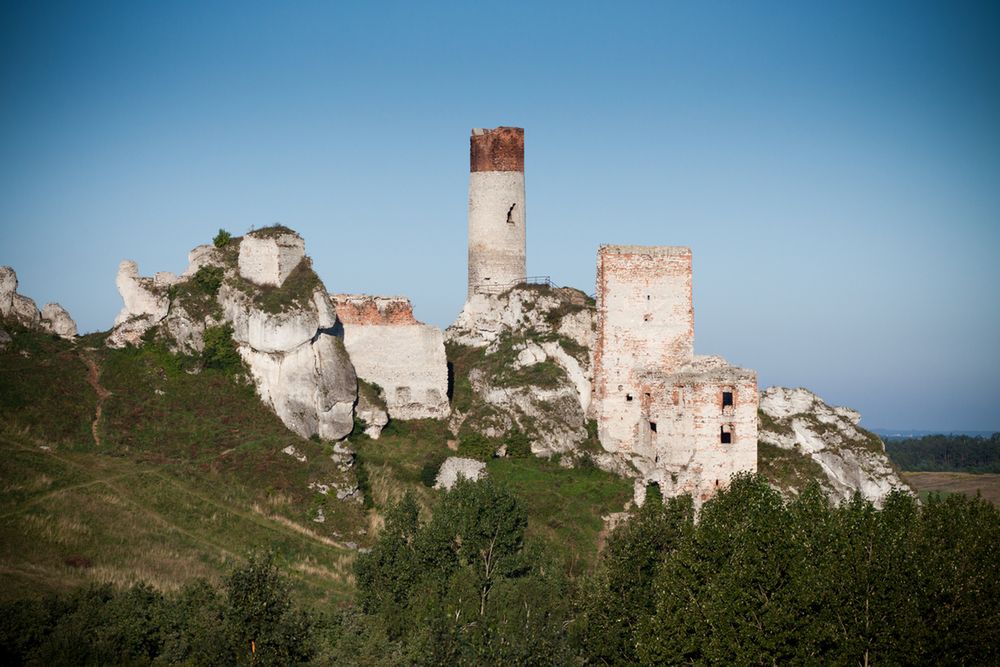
[238,228,305,287]
[758,386,911,506]
[335,295,450,421]
[434,457,487,490]
[39,303,77,339]
[107,261,170,347]
[0,327,11,351]
[113,261,170,326]
[241,333,356,440]
[0,267,48,330]
[9,294,40,329]
[282,444,307,462]
[446,285,595,456]
[355,387,389,439]
[107,231,359,442]
[182,244,224,277]
[0,267,16,318]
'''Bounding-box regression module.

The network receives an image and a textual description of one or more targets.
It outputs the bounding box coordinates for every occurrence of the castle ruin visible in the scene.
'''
[467,127,526,297]
[591,245,758,504]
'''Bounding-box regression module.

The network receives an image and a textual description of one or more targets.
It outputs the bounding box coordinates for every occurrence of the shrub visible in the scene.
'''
[202,325,241,373]
[420,453,448,487]
[192,265,224,296]
[458,432,498,461]
[504,429,532,458]
[213,228,232,248]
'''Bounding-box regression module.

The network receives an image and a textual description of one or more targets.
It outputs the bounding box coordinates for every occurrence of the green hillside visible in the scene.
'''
[0,324,631,606]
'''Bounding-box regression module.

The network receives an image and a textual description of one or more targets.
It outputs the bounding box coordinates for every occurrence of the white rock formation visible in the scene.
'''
[107,231,358,441]
[355,387,389,439]
[39,303,77,338]
[334,295,450,421]
[758,386,911,506]
[446,285,595,456]
[0,267,16,318]
[238,229,305,287]
[434,456,488,490]
[1,266,75,336]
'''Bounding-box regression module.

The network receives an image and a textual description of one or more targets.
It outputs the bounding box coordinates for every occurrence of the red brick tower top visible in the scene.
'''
[470,127,524,172]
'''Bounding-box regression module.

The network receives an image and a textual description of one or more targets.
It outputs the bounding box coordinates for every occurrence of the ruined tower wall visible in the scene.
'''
[467,127,526,297]
[635,367,758,504]
[592,245,694,450]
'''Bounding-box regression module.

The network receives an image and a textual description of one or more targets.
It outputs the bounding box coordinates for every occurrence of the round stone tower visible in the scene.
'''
[467,126,526,297]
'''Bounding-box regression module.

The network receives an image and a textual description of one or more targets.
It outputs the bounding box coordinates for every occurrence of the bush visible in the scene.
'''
[504,429,532,458]
[193,265,224,296]
[213,228,232,248]
[458,432,498,461]
[420,453,448,487]
[202,324,241,373]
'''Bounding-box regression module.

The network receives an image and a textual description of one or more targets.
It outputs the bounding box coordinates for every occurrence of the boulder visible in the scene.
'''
[40,303,77,339]
[434,457,488,490]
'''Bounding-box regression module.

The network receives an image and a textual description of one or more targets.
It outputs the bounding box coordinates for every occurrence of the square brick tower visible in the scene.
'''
[592,245,758,505]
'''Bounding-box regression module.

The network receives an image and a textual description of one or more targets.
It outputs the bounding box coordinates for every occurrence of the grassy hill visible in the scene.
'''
[0,324,632,607]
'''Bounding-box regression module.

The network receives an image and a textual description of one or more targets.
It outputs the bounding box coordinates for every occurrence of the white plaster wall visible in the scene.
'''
[468,171,526,296]
[238,233,305,287]
[341,323,450,420]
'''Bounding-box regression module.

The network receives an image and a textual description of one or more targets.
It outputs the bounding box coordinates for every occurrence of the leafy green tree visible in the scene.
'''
[202,324,242,373]
[193,265,225,295]
[575,492,693,665]
[213,228,232,248]
[223,553,314,665]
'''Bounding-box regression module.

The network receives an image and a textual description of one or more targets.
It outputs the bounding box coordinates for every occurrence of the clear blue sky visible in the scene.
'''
[1,1,997,431]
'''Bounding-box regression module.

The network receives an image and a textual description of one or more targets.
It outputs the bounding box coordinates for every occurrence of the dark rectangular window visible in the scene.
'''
[722,391,733,407]
[650,421,657,433]
[626,393,633,402]
[720,426,732,444]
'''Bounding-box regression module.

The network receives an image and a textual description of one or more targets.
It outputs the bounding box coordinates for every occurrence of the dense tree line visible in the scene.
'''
[2,475,998,665]
[886,432,1000,472]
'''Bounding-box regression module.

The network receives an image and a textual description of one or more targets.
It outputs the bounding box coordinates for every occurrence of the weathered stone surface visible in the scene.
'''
[356,388,389,439]
[9,293,40,329]
[113,261,170,327]
[759,387,910,506]
[181,244,223,277]
[40,303,77,338]
[434,457,487,490]
[238,230,305,288]
[337,295,449,421]
[592,245,758,506]
[447,285,594,456]
[0,267,16,318]
[240,333,356,441]
[333,295,416,325]
[468,128,526,298]
[0,326,11,351]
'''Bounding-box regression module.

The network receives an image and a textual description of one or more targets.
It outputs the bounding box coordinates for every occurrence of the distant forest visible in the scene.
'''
[885,433,1000,473]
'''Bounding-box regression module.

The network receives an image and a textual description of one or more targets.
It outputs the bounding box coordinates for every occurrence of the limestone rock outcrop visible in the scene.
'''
[758,386,911,506]
[434,457,488,490]
[446,284,595,457]
[0,266,76,338]
[106,228,358,441]
[335,295,450,421]
[40,303,77,338]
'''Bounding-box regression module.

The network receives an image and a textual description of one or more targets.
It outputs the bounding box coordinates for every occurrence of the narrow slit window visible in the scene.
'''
[625,393,633,402]
[722,391,733,408]
[720,425,732,444]
[649,421,657,433]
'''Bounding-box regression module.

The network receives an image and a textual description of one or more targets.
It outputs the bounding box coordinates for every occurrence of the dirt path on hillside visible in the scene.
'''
[79,350,111,446]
